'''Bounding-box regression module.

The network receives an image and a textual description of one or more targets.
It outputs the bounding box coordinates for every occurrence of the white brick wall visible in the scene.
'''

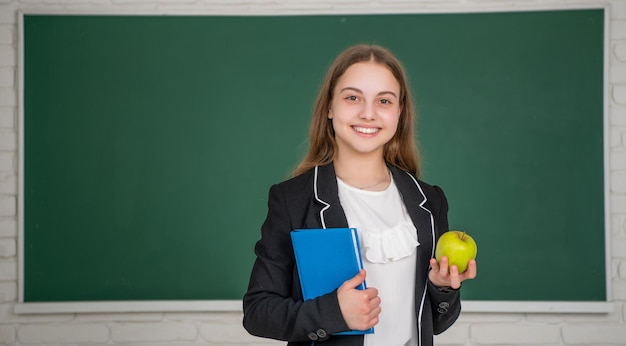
[0,0,624,345]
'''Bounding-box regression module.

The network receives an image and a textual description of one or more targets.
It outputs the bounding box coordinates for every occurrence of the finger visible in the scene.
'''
[462,259,477,280]
[363,312,380,330]
[368,294,381,309]
[361,287,379,301]
[365,305,382,325]
[429,258,439,271]
[341,269,366,290]
[438,256,449,276]
[369,305,382,320]
[449,264,461,289]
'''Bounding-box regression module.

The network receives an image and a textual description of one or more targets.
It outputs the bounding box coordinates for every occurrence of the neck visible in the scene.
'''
[334,153,390,191]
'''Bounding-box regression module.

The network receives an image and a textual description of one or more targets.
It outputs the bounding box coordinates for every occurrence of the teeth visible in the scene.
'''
[353,126,378,134]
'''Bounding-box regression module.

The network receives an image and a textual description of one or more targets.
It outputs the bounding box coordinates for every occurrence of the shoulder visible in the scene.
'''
[391,166,447,201]
[416,178,447,202]
[273,169,315,193]
[391,166,448,213]
[266,168,317,207]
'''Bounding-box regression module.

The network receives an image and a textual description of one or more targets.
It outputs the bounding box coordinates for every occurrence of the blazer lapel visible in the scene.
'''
[390,166,436,257]
[312,163,349,229]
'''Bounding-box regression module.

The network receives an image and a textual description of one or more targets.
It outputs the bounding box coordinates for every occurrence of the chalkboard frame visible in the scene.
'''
[15,5,613,314]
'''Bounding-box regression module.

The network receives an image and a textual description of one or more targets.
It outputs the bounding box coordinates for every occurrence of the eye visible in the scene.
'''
[379,98,392,105]
[345,95,359,102]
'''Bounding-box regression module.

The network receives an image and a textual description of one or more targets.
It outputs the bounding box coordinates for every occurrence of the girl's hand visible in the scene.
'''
[337,270,381,331]
[428,256,477,289]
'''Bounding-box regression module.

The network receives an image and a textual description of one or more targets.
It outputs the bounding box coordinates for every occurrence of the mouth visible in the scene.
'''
[352,126,380,134]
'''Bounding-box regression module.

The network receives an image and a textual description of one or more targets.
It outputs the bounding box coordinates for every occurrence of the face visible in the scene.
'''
[329,62,402,160]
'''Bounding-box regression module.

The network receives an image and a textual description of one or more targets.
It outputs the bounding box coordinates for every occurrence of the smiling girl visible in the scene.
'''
[243,44,477,346]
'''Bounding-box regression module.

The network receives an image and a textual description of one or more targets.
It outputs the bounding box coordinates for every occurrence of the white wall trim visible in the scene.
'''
[17,2,609,16]
[14,300,242,314]
[14,300,615,314]
[462,301,615,314]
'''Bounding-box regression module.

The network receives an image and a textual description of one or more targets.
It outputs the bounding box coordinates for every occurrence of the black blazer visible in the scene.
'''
[243,163,461,346]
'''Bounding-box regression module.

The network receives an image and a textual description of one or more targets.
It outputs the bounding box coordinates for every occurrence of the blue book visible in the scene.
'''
[290,228,374,335]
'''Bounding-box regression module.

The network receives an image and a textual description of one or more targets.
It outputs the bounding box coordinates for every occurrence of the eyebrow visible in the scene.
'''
[339,87,398,99]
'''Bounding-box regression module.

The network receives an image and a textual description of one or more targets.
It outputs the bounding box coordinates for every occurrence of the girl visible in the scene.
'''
[243,44,477,346]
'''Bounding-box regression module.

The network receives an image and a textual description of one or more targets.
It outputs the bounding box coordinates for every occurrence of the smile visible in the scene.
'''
[353,126,379,134]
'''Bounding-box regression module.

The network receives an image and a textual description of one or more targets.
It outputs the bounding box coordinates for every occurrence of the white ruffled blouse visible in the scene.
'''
[336,176,419,263]
[337,175,419,346]
[359,220,419,263]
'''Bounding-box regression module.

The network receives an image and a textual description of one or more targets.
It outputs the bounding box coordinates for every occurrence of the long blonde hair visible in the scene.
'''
[294,44,420,177]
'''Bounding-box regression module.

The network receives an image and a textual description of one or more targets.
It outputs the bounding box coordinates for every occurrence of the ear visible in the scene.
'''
[328,109,333,119]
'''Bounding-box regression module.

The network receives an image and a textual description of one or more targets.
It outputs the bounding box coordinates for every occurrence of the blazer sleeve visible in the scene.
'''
[242,183,350,342]
[427,185,462,335]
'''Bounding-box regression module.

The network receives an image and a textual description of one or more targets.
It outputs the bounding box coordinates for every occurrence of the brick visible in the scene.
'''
[0,46,13,68]
[107,343,233,346]
[455,312,524,323]
[111,322,197,342]
[617,127,626,148]
[611,150,626,171]
[0,107,14,128]
[0,87,15,107]
[620,260,626,278]
[0,259,15,280]
[166,311,227,321]
[612,232,626,257]
[611,214,626,237]
[0,25,12,45]
[0,237,15,257]
[0,281,16,302]
[0,195,15,217]
[612,170,626,193]
[611,194,626,214]
[611,2,626,21]
[0,218,15,237]
[563,323,626,343]
[616,43,626,63]
[612,20,626,40]
[610,106,626,127]
[0,67,13,88]
[611,65,626,84]
[0,130,15,150]
[470,323,560,344]
[614,84,626,106]
[17,323,109,344]
[433,322,470,344]
[613,279,626,300]
[609,127,625,148]
[0,152,14,174]
[111,0,195,3]
[0,175,16,194]
[0,6,14,25]
[0,325,15,344]
[199,315,268,343]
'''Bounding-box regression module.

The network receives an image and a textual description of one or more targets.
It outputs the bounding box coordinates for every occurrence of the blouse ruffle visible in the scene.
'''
[360,221,419,264]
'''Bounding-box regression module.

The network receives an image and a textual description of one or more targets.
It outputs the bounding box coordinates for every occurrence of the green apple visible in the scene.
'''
[435,230,477,273]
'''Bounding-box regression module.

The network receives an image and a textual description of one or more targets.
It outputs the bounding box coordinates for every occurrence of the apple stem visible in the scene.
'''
[460,231,466,241]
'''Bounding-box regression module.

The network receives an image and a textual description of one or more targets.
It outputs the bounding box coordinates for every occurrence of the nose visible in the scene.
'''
[359,103,376,120]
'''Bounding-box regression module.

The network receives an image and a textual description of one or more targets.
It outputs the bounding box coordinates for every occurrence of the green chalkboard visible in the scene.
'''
[23,9,605,302]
